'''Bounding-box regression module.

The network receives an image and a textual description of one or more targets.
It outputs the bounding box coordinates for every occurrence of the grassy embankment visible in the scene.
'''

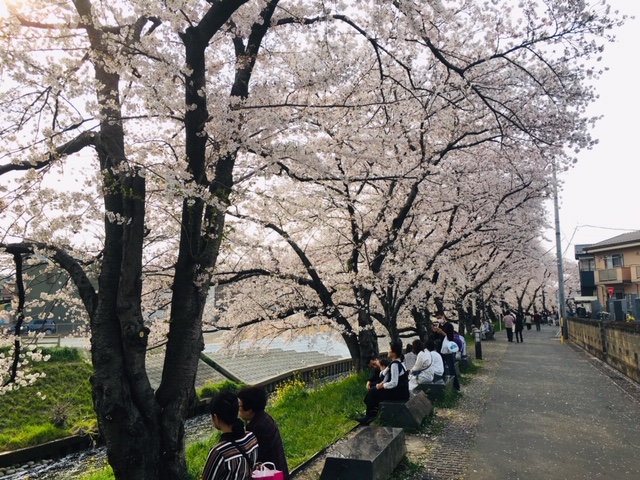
[2,346,477,480]
[0,347,96,451]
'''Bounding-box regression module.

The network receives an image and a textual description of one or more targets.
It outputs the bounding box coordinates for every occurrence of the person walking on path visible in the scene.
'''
[533,311,542,331]
[503,311,515,342]
[524,311,532,330]
[514,314,524,343]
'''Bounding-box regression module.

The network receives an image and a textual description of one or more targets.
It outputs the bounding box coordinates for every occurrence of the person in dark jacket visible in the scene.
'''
[515,314,524,343]
[237,386,289,480]
[431,312,461,391]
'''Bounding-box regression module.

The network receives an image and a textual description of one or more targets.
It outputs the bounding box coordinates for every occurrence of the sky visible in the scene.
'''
[554,0,640,258]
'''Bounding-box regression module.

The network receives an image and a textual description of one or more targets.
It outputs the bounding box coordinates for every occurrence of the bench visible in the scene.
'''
[414,376,454,401]
[320,426,406,480]
[378,390,432,429]
[460,354,473,371]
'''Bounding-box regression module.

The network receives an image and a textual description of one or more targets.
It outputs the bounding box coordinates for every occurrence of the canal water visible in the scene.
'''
[4,413,213,479]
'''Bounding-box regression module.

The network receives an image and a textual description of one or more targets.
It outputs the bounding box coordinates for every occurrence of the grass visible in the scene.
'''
[8,355,483,480]
[184,373,365,478]
[0,347,96,451]
[82,372,365,480]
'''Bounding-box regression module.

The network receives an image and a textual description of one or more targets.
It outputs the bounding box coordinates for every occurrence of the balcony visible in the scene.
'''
[632,265,640,283]
[596,267,631,284]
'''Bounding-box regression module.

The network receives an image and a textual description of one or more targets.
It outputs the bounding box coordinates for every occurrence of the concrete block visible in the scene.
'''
[320,426,406,480]
[415,376,454,401]
[379,391,432,429]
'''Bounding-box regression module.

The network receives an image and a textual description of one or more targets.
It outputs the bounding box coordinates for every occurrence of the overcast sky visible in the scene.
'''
[553,0,640,257]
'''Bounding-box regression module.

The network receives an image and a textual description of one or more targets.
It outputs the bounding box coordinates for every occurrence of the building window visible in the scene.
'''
[579,258,595,271]
[604,254,623,269]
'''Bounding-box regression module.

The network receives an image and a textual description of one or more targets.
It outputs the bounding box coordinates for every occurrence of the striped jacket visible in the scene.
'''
[201,431,259,480]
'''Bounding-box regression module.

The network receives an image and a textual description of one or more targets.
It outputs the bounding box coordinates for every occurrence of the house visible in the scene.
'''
[583,231,640,318]
[1,254,93,333]
[574,244,597,297]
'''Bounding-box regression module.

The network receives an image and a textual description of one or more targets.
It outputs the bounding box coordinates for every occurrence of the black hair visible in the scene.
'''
[365,355,379,366]
[425,339,436,352]
[405,344,413,354]
[389,340,403,359]
[237,385,268,413]
[412,339,425,353]
[379,357,391,367]
[209,391,244,435]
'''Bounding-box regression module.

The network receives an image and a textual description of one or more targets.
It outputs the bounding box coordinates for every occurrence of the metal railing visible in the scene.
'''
[255,358,355,393]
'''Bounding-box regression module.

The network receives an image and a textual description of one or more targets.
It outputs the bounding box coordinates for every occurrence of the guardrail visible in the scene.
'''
[255,358,355,393]
[16,334,62,347]
[191,357,355,416]
[36,335,62,347]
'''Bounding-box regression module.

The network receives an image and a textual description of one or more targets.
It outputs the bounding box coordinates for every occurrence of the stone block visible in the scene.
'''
[460,355,473,370]
[415,376,454,401]
[320,426,406,480]
[379,391,432,429]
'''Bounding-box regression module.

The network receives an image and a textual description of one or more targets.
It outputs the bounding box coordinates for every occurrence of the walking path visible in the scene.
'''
[415,325,640,480]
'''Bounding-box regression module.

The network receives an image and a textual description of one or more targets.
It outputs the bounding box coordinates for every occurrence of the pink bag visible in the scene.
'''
[252,462,284,480]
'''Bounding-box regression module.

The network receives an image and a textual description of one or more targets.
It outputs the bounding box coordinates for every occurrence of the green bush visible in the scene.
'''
[197,379,244,400]
[42,346,84,362]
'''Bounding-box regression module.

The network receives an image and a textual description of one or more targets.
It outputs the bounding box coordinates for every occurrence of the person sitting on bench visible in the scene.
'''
[358,341,409,425]
[409,339,445,389]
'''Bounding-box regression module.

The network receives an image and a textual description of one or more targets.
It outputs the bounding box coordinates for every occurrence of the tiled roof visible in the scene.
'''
[585,231,640,250]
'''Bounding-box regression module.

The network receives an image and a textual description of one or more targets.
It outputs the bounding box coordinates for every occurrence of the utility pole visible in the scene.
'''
[552,160,568,341]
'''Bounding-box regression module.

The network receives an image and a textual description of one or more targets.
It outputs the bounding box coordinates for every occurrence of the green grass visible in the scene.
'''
[269,374,364,468]
[84,373,366,480]
[0,347,96,451]
[184,373,365,478]
[9,357,480,480]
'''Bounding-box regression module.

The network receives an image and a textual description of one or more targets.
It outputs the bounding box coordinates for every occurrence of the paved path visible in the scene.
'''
[417,325,640,480]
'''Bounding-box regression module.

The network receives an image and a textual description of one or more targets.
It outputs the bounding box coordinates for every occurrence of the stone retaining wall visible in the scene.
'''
[568,318,640,383]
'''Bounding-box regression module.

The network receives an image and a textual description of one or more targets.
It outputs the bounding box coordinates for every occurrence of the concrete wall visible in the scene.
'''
[568,317,640,383]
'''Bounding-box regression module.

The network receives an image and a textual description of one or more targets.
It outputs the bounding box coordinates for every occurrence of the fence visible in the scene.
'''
[568,317,640,383]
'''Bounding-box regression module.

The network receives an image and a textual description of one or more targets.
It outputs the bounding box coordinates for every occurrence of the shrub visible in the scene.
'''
[197,379,244,400]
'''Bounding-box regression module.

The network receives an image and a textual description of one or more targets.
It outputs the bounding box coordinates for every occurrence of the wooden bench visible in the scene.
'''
[378,390,432,429]
[414,376,454,401]
[320,426,406,480]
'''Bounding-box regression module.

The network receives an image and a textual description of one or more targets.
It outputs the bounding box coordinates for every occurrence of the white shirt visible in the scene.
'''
[430,351,445,376]
[411,350,432,374]
[382,361,405,389]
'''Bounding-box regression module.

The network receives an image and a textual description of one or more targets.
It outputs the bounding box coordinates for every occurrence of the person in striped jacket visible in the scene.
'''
[201,391,259,480]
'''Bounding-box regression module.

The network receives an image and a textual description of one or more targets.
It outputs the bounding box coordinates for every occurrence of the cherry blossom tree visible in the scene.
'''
[213,0,623,363]
[0,1,626,478]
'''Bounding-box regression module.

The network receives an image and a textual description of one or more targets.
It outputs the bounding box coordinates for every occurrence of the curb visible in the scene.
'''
[0,435,95,469]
